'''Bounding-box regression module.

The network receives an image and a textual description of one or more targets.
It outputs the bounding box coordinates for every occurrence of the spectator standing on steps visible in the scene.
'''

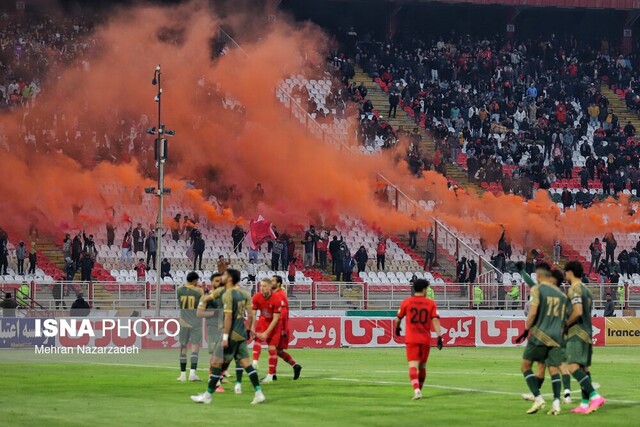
[272,238,283,271]
[136,259,148,284]
[161,258,172,279]
[329,235,343,275]
[63,233,72,260]
[145,231,158,269]
[192,231,205,271]
[602,232,617,265]
[388,91,399,118]
[133,223,146,253]
[355,246,368,274]
[317,232,329,272]
[106,222,116,247]
[425,232,435,271]
[231,225,244,253]
[79,252,94,282]
[121,229,133,268]
[467,259,477,284]
[15,241,26,275]
[302,233,315,269]
[28,242,37,275]
[589,237,602,274]
[376,237,387,271]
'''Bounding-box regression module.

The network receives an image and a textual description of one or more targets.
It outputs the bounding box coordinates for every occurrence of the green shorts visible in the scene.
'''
[566,338,592,367]
[179,324,203,347]
[207,337,223,356]
[546,343,567,366]
[523,343,564,367]
[223,339,249,362]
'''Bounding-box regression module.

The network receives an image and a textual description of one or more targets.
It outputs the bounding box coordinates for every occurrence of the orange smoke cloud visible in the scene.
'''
[0,0,637,254]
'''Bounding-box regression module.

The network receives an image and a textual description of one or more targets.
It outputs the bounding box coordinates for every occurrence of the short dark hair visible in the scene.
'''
[535,262,552,272]
[227,268,241,284]
[412,279,430,293]
[186,271,199,283]
[272,275,283,285]
[210,272,222,281]
[564,260,584,278]
[551,270,564,286]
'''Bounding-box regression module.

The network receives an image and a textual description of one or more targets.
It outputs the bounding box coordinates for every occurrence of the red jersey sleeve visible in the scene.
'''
[397,299,407,319]
[428,300,440,319]
[272,293,283,315]
[252,293,261,311]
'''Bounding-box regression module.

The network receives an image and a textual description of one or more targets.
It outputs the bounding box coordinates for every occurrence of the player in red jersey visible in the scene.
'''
[251,279,283,383]
[395,279,443,400]
[271,275,302,380]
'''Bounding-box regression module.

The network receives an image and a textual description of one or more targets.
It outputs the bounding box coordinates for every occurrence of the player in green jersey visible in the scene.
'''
[176,271,203,382]
[564,261,605,414]
[517,262,572,404]
[197,273,225,393]
[191,269,265,405]
[515,263,569,415]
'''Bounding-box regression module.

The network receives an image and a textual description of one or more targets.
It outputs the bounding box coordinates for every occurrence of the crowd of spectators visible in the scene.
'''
[353,33,640,199]
[0,13,97,109]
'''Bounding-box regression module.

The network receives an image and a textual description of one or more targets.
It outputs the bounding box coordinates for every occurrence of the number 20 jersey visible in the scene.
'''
[397,296,440,344]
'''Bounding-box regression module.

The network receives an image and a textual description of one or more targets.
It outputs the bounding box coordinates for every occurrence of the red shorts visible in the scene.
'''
[256,321,282,347]
[277,330,289,349]
[405,343,431,364]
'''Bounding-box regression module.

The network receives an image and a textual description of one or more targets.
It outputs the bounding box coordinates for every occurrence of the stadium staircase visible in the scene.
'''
[352,67,481,195]
[42,236,116,302]
[391,233,457,281]
[601,83,640,133]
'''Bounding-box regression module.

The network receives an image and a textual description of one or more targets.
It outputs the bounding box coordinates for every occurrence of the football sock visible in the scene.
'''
[551,374,561,399]
[180,356,187,373]
[253,342,262,362]
[190,351,199,371]
[572,369,595,396]
[536,376,544,389]
[523,370,541,397]
[236,366,244,384]
[268,349,278,375]
[277,350,297,366]
[245,365,262,391]
[562,374,571,392]
[409,367,420,391]
[207,367,222,394]
[418,368,426,389]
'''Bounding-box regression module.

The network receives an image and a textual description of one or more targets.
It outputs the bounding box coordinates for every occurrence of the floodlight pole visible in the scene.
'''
[152,65,164,317]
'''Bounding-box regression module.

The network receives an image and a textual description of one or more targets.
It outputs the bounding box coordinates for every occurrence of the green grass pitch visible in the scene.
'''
[1,347,638,426]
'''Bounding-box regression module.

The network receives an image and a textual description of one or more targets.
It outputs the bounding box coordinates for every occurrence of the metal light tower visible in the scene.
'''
[147,65,174,316]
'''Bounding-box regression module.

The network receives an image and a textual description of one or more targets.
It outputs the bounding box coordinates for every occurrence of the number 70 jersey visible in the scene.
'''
[397,296,440,344]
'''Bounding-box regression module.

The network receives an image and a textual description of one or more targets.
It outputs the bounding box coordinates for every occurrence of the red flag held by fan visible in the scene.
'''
[245,215,276,250]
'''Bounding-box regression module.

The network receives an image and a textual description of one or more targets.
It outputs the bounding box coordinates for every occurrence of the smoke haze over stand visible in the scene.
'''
[0,0,638,252]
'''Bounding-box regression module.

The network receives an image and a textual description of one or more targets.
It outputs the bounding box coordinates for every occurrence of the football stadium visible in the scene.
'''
[1,0,640,425]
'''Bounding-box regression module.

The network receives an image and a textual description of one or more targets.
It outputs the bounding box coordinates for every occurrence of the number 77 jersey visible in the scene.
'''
[397,296,440,344]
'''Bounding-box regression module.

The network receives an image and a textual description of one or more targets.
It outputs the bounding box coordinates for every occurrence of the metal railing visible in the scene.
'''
[375,174,500,284]
[1,281,635,312]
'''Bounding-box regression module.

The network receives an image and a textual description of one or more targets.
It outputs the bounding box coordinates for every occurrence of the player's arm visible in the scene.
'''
[196,295,214,318]
[566,285,583,328]
[516,262,536,288]
[246,298,256,337]
[430,302,444,349]
[525,302,538,330]
[259,312,280,340]
[395,300,406,336]
[222,292,233,346]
